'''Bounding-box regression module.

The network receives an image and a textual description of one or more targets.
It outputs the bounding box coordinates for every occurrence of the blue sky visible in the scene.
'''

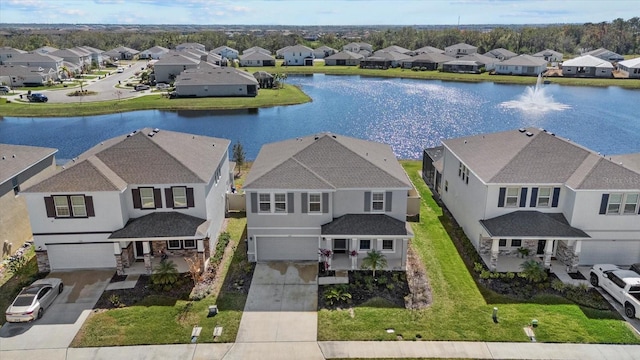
[0,0,636,25]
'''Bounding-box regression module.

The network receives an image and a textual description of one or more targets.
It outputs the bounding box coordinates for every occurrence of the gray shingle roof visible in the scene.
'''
[563,55,613,68]
[321,214,410,236]
[480,211,590,238]
[244,133,412,190]
[109,212,207,239]
[444,128,640,189]
[154,52,200,66]
[240,51,274,61]
[459,53,496,65]
[379,45,412,54]
[414,46,444,54]
[175,67,258,86]
[325,51,364,60]
[424,146,444,163]
[484,48,517,59]
[0,144,57,186]
[499,54,548,66]
[25,129,229,192]
[406,52,454,63]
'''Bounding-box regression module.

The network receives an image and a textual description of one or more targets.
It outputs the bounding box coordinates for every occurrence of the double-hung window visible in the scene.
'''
[537,187,551,207]
[140,187,155,209]
[172,187,187,208]
[274,193,287,213]
[54,196,71,217]
[372,192,384,211]
[70,196,87,217]
[623,193,639,214]
[382,240,394,251]
[308,193,322,213]
[258,193,271,213]
[359,239,371,251]
[505,187,519,207]
[607,194,622,214]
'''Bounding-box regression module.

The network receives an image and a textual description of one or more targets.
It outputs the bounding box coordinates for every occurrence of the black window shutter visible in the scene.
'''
[301,193,308,213]
[132,189,142,209]
[385,191,392,212]
[498,187,506,207]
[153,188,162,208]
[165,188,174,208]
[530,187,538,207]
[364,191,371,212]
[599,194,609,214]
[551,187,560,207]
[44,197,56,217]
[322,193,329,213]
[85,196,95,217]
[250,192,257,213]
[287,193,294,213]
[519,188,528,207]
[186,188,195,207]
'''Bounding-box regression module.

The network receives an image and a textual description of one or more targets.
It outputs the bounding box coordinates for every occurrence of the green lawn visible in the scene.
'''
[0,84,310,117]
[317,161,639,344]
[71,217,248,346]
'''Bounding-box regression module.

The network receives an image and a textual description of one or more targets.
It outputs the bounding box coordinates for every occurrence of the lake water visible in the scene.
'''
[1,74,639,162]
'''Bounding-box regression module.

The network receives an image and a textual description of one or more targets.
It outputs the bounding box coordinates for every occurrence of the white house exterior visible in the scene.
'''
[23,129,231,274]
[3,53,63,74]
[444,43,478,58]
[532,49,563,63]
[211,46,239,60]
[342,42,373,57]
[423,128,640,272]
[562,55,614,78]
[283,45,314,66]
[313,46,337,59]
[324,51,364,66]
[153,51,201,83]
[239,51,275,67]
[243,46,271,56]
[244,133,413,271]
[494,54,547,75]
[0,65,56,87]
[174,66,258,97]
[140,46,170,60]
[0,47,27,63]
[618,57,640,79]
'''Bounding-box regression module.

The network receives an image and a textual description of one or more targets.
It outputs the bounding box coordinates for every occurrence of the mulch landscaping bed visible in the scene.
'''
[318,270,410,309]
[94,275,194,309]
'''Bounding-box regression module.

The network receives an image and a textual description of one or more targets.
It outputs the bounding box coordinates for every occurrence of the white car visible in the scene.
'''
[590,264,640,319]
[5,278,64,322]
[117,67,125,73]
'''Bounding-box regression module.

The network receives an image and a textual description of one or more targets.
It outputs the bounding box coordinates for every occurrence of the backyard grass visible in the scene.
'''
[0,84,310,117]
[70,217,248,346]
[316,161,640,344]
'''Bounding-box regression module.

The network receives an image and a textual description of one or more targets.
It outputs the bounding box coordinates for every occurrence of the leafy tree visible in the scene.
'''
[151,259,179,288]
[519,259,548,283]
[361,249,388,278]
[232,140,246,175]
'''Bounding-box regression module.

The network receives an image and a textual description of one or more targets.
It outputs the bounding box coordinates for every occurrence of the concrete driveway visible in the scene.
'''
[0,269,113,351]
[235,262,318,342]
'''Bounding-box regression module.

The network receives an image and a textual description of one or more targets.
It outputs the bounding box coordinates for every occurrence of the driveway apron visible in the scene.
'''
[0,269,113,351]
[235,262,318,343]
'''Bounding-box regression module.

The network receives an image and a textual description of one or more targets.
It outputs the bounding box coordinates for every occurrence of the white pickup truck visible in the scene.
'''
[590,264,640,319]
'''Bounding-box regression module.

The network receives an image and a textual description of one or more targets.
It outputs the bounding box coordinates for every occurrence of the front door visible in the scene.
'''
[536,240,546,255]
[134,241,146,259]
[333,239,348,254]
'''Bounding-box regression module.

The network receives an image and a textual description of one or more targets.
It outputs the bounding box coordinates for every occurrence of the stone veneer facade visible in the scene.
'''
[555,240,579,272]
[479,238,539,271]
[36,249,50,273]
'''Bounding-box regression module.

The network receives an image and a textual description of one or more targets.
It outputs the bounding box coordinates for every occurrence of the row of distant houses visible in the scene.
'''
[3,126,638,275]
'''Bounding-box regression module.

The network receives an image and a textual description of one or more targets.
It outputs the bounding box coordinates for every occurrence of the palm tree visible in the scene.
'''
[59,65,72,80]
[151,259,179,287]
[361,249,388,278]
[519,259,548,283]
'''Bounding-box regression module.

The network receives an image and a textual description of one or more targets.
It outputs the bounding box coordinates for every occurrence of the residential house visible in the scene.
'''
[243,133,413,270]
[402,52,454,70]
[313,45,337,59]
[103,46,139,61]
[176,43,206,52]
[444,43,478,58]
[253,71,274,89]
[153,51,201,83]
[275,46,292,59]
[342,42,373,57]
[359,56,392,70]
[23,129,231,274]
[379,45,413,55]
[0,144,57,258]
[0,65,57,87]
[140,46,170,60]
[423,128,640,272]
[283,45,314,66]
[442,59,483,73]
[206,52,224,66]
[532,49,563,63]
[414,46,444,55]
[494,54,547,75]
[583,48,624,62]
[76,46,105,67]
[239,51,275,67]
[562,55,613,78]
[484,48,517,61]
[0,47,26,64]
[243,46,271,56]
[2,52,63,76]
[50,48,91,73]
[174,66,258,97]
[617,57,640,79]
[211,46,239,60]
[33,46,59,55]
[373,50,413,68]
[324,51,364,66]
[458,53,499,71]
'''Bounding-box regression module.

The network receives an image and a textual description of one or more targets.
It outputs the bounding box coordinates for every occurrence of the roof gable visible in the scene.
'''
[0,144,57,186]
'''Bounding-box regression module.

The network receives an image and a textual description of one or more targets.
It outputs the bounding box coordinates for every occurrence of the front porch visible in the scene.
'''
[478,254,591,286]
[122,255,191,275]
[329,253,404,271]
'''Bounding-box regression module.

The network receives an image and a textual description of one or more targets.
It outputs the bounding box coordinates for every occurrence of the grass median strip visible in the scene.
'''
[316,161,639,344]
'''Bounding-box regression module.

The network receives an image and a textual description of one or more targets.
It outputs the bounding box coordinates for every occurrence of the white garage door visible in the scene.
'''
[580,240,640,265]
[256,236,318,261]
[47,243,116,270]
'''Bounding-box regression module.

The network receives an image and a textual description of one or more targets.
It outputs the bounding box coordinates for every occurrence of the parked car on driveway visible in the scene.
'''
[0,85,11,94]
[631,263,640,276]
[27,93,48,102]
[5,278,64,322]
[135,84,151,91]
[590,264,640,319]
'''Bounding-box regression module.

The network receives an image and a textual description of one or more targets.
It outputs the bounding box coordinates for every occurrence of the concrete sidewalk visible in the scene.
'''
[2,341,640,360]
